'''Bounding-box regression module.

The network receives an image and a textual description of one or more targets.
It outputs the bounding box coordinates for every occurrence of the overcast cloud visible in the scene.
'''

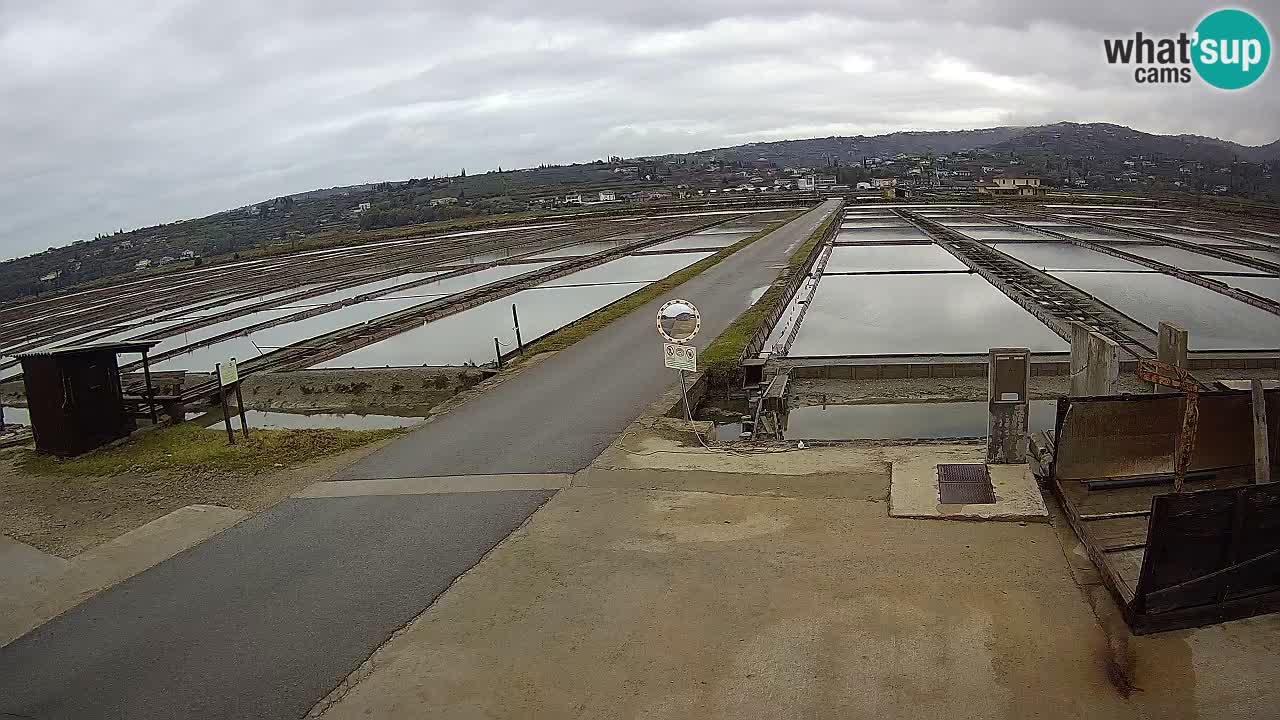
[1,0,1277,259]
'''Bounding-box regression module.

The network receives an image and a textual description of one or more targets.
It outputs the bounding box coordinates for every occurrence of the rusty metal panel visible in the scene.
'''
[1055,391,1276,482]
[19,349,134,457]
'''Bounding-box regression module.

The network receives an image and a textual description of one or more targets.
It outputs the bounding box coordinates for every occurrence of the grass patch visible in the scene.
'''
[699,210,837,390]
[18,422,404,477]
[519,210,804,358]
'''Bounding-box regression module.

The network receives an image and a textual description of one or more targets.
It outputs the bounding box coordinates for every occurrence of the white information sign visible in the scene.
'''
[217,358,239,387]
[663,342,696,372]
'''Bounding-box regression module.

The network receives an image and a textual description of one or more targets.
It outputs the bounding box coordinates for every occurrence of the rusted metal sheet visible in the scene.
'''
[1054,390,1278,482]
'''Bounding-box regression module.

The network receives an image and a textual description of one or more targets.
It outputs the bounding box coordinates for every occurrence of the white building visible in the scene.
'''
[597,190,616,202]
[796,175,816,191]
[430,197,458,207]
[871,177,898,189]
[563,193,583,205]
[978,176,1045,197]
[353,202,372,214]
[135,259,152,270]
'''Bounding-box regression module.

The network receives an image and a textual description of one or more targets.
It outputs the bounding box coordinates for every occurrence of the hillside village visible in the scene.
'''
[2,122,1277,305]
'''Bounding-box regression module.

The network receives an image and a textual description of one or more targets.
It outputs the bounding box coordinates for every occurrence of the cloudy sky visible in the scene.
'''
[2,0,1277,260]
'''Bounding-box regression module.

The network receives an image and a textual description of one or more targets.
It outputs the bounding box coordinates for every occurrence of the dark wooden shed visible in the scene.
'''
[16,341,159,457]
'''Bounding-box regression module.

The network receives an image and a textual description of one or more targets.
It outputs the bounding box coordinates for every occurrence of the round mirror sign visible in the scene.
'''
[657,299,700,343]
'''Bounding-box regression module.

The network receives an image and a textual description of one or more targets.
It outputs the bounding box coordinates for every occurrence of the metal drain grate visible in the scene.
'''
[937,463,996,504]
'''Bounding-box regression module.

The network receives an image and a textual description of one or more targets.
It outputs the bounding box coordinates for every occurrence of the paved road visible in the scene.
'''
[0,492,554,720]
[0,199,839,720]
[337,199,841,479]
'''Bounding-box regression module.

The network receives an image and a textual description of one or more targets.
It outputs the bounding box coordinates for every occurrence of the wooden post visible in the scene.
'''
[216,362,235,445]
[1152,322,1189,392]
[1253,380,1272,484]
[512,304,523,355]
[494,337,503,368]
[234,381,249,439]
[141,349,159,424]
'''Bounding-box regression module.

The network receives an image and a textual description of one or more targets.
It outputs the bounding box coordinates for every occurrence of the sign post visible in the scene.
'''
[216,358,249,444]
[657,299,702,423]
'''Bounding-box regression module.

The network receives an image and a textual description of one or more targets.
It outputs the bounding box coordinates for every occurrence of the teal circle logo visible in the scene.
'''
[1192,9,1270,89]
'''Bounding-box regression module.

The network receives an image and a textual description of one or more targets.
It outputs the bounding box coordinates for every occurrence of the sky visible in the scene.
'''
[2,0,1278,260]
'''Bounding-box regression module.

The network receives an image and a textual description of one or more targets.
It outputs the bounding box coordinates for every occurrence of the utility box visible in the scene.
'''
[987,347,1030,464]
[16,342,159,457]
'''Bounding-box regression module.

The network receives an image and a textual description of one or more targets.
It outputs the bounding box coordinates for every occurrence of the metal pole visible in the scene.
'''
[494,337,503,368]
[141,349,158,424]
[234,381,249,439]
[677,369,693,422]
[0,402,5,431]
[512,304,523,355]
[216,363,235,445]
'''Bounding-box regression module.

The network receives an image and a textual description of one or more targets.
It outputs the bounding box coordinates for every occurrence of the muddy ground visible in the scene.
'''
[4,367,490,420]
[234,367,487,416]
[0,439,395,559]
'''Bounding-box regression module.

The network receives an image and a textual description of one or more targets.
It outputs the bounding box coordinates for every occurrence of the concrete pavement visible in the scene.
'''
[0,202,838,719]
[0,491,554,720]
[335,199,841,479]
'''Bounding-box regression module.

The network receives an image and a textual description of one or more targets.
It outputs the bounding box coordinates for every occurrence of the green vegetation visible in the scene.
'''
[519,211,804,358]
[699,211,836,390]
[18,422,403,477]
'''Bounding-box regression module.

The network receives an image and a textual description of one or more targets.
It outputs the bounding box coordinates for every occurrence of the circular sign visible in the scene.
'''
[657,299,700,343]
[1193,9,1270,90]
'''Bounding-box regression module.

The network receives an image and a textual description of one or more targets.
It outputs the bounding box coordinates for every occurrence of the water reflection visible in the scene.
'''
[782,400,1057,440]
[789,273,1068,356]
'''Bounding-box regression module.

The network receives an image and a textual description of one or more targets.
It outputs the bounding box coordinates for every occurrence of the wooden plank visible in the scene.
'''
[1254,380,1272,484]
[1088,515,1151,550]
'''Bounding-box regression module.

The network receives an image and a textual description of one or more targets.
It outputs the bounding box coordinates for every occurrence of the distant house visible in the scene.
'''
[157,256,175,266]
[871,177,897,189]
[134,259,152,270]
[978,176,1046,197]
[597,190,616,202]
[816,175,837,188]
[563,193,583,205]
[40,270,61,282]
[352,202,372,214]
[179,249,196,260]
[856,181,873,190]
[115,240,134,250]
[430,197,458,207]
[796,175,816,191]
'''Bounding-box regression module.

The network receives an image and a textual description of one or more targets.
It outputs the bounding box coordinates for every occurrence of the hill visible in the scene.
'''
[2,122,1277,307]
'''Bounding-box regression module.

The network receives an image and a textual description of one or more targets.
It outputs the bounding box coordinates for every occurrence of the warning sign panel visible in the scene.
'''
[663,342,696,372]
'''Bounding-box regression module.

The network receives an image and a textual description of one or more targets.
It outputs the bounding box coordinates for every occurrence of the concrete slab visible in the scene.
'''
[297,473,572,497]
[889,447,1048,522]
[0,535,70,610]
[311,485,1280,719]
[1,504,249,648]
[574,467,885,501]
[0,492,554,720]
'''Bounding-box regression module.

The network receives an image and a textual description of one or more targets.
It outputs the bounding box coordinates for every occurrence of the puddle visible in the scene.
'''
[987,242,1149,272]
[783,400,1057,441]
[824,244,965,273]
[1098,244,1263,274]
[205,409,422,431]
[645,234,744,252]
[312,280,650,367]
[789,273,1068,356]
[1052,271,1280,350]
